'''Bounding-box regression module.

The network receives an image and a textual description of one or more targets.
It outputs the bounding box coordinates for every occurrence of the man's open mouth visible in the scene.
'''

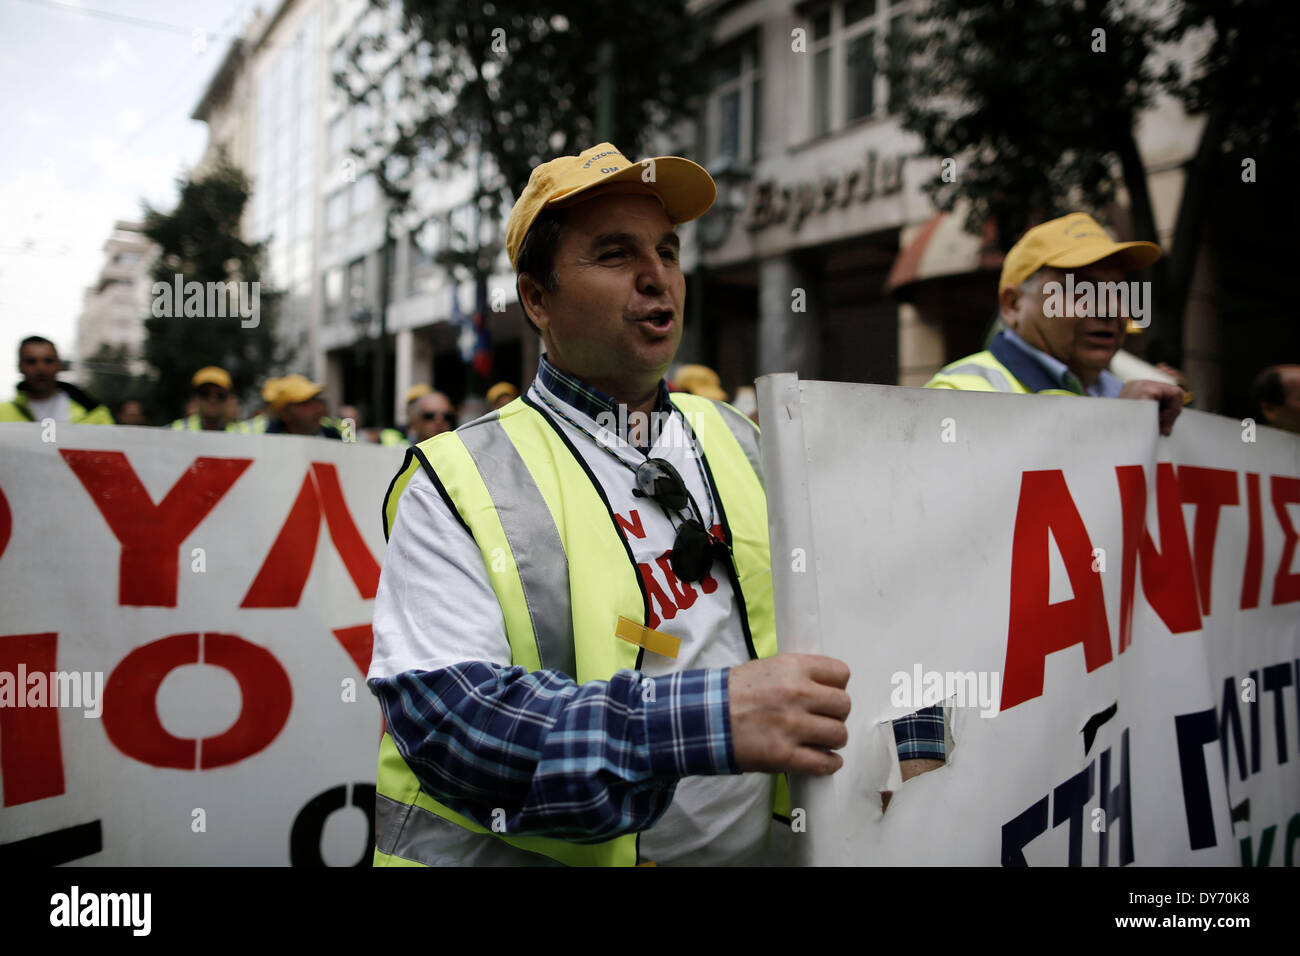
[635,310,674,333]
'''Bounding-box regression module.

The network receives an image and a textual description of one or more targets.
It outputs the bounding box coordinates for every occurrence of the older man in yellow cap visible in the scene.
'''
[926,212,1185,434]
[485,381,519,411]
[171,367,249,433]
[671,364,728,402]
[243,377,283,433]
[266,373,341,439]
[368,142,940,868]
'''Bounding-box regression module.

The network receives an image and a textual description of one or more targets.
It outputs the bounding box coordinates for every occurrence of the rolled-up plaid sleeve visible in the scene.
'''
[370,663,734,842]
[892,704,947,761]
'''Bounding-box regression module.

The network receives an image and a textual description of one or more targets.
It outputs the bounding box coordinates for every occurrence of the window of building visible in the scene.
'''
[447,202,477,251]
[806,0,908,138]
[409,217,442,295]
[709,30,762,164]
[326,188,348,233]
[328,115,347,162]
[352,172,377,218]
[324,266,344,324]
[347,257,367,317]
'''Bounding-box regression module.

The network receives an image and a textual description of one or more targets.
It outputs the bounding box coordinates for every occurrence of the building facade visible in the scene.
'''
[74,221,156,387]
[189,0,1255,423]
[193,0,533,429]
[685,0,1218,402]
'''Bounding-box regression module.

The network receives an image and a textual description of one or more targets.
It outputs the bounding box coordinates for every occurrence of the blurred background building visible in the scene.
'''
[176,0,1290,424]
[74,220,155,387]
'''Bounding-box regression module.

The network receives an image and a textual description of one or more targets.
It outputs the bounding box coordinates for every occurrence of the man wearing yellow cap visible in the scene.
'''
[243,377,282,433]
[171,367,249,433]
[369,143,933,867]
[485,381,519,411]
[672,364,728,402]
[266,373,341,439]
[926,212,1184,435]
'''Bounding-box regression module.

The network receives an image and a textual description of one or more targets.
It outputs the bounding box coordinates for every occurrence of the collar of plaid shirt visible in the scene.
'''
[535,354,673,454]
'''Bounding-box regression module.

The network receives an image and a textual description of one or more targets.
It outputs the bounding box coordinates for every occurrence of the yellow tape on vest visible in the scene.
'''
[615,616,680,659]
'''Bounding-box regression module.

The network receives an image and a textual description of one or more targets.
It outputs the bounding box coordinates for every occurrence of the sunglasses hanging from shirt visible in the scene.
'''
[632,458,730,583]
[534,390,728,583]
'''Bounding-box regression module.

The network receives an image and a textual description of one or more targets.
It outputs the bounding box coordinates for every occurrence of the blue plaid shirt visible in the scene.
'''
[371,357,944,846]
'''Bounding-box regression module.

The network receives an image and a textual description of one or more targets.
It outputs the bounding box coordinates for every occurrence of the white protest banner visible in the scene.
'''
[758,374,1299,866]
[0,424,404,865]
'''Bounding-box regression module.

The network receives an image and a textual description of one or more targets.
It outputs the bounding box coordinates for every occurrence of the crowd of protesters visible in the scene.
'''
[1,333,1296,440]
[0,334,529,446]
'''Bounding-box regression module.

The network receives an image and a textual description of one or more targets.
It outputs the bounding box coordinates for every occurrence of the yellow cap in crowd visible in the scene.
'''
[272,373,325,408]
[999,213,1161,293]
[673,364,727,402]
[505,142,716,271]
[192,366,232,390]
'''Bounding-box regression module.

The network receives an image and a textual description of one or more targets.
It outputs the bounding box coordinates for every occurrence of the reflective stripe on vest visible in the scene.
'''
[458,415,575,679]
[925,352,1029,393]
[375,393,776,866]
[940,362,1016,392]
[925,351,1077,397]
[171,414,250,432]
[710,400,763,490]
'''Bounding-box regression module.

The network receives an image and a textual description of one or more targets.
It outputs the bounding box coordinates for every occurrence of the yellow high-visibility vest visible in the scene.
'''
[374,392,786,866]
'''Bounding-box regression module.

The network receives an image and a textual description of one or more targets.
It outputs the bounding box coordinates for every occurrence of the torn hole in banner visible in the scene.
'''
[880,697,954,814]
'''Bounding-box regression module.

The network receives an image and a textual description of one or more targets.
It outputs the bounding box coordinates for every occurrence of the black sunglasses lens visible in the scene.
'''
[637,459,688,511]
[670,519,712,582]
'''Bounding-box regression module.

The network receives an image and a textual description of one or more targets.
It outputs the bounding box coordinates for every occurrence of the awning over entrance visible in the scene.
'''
[885,206,1003,298]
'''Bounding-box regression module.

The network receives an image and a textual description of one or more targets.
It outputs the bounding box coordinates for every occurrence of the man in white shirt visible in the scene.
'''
[0,336,113,425]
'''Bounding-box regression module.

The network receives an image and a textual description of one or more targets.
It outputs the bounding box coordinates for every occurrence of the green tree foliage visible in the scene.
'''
[140,153,287,420]
[889,0,1299,360]
[889,0,1161,251]
[82,343,151,422]
[339,0,711,259]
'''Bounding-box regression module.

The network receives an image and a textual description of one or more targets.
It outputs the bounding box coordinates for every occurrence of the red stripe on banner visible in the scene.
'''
[1001,470,1113,712]
[200,633,292,769]
[312,463,381,599]
[60,451,251,607]
[0,482,10,562]
[1240,472,1263,610]
[0,632,64,806]
[1177,465,1240,617]
[1271,475,1300,605]
[1116,463,1201,649]
[332,624,385,741]
[102,633,200,769]
[241,473,322,608]
[331,624,374,676]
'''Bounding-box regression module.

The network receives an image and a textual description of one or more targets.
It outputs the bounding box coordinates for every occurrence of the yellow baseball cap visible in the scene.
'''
[272,373,325,408]
[260,377,283,403]
[405,383,432,405]
[505,142,717,271]
[485,382,519,405]
[999,213,1161,293]
[672,364,727,402]
[192,366,232,390]
[257,374,280,403]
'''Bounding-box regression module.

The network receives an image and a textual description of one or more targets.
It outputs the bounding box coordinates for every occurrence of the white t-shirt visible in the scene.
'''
[25,390,70,423]
[370,375,773,865]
